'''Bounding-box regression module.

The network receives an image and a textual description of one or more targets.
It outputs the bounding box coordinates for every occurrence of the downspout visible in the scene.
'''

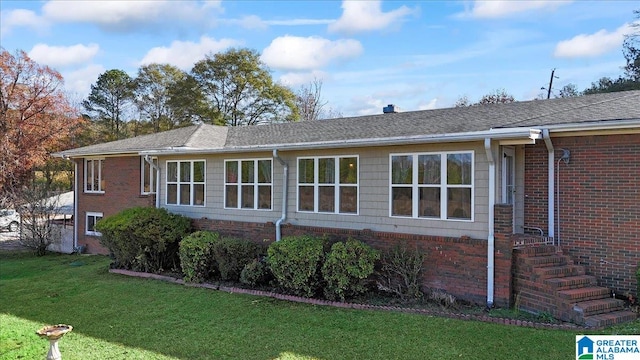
[484,138,495,308]
[542,129,555,240]
[272,149,288,241]
[144,155,160,208]
[73,159,78,250]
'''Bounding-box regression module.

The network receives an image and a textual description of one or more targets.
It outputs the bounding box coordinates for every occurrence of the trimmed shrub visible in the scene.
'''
[96,207,191,273]
[267,235,327,297]
[322,239,380,301]
[376,242,426,300]
[179,231,221,283]
[240,258,272,287]
[211,238,262,281]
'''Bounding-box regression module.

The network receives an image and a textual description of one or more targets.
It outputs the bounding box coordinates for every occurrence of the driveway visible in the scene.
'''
[0,231,27,251]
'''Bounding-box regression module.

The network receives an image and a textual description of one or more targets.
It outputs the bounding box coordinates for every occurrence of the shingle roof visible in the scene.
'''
[57,90,640,157]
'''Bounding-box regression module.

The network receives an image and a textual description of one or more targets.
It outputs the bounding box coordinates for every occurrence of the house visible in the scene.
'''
[55,90,640,324]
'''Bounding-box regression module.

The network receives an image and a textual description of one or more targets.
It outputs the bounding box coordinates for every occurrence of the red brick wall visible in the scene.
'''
[524,134,640,297]
[76,156,154,254]
[193,206,514,307]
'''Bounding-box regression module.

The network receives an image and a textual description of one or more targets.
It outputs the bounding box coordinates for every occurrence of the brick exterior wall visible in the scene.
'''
[193,205,514,307]
[76,156,155,254]
[524,134,640,297]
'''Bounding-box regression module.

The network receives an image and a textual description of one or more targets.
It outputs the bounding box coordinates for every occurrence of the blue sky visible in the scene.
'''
[1,0,638,117]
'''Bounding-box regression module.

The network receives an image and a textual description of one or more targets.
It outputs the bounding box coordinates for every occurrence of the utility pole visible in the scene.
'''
[547,68,557,99]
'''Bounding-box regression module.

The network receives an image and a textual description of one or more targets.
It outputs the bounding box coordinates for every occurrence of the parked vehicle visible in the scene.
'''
[0,209,20,232]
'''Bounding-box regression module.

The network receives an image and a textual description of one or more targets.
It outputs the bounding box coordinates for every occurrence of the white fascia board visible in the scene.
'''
[139,128,542,156]
[544,119,640,133]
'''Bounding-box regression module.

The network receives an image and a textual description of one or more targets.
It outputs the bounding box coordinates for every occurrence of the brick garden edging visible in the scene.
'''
[109,269,585,331]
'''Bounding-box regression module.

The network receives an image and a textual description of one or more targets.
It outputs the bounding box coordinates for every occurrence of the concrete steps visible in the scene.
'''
[513,245,637,328]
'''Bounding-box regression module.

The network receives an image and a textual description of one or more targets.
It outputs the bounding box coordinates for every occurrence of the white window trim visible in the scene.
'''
[165,160,206,207]
[389,151,474,221]
[84,158,105,193]
[224,158,273,211]
[141,156,157,195]
[296,155,359,215]
[86,212,103,236]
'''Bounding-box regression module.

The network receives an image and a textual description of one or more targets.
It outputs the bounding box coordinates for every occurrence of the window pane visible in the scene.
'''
[98,160,104,191]
[298,186,314,211]
[258,160,271,183]
[226,185,238,208]
[318,158,335,184]
[419,187,440,218]
[226,161,238,183]
[447,153,472,185]
[180,162,191,182]
[242,161,254,183]
[340,157,357,184]
[180,184,190,205]
[167,184,177,204]
[167,162,177,182]
[392,187,412,216]
[339,186,357,213]
[418,154,440,184]
[143,159,151,193]
[193,184,204,206]
[298,159,314,183]
[392,156,412,184]
[241,185,254,208]
[87,216,95,232]
[193,161,205,182]
[258,185,271,209]
[319,186,335,212]
[85,160,93,191]
[448,188,471,219]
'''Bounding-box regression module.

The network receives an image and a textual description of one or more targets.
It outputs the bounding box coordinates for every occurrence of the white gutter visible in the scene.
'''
[272,149,288,241]
[484,137,495,308]
[144,155,160,208]
[542,129,555,239]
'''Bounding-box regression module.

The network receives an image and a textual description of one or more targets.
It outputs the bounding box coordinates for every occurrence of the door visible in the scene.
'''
[502,147,515,230]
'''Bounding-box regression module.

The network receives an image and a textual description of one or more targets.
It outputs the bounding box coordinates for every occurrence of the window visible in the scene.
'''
[390,152,473,220]
[297,156,358,214]
[86,212,103,236]
[84,158,105,193]
[225,159,272,210]
[141,157,158,194]
[166,160,205,206]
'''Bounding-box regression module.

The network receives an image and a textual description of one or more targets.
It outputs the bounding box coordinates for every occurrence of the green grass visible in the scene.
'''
[1,252,637,360]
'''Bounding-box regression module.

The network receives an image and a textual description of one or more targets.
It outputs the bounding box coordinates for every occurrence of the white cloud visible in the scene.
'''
[28,43,100,68]
[41,0,217,31]
[62,64,106,98]
[0,9,48,36]
[139,36,242,70]
[278,70,329,87]
[417,98,438,110]
[554,23,634,58]
[328,0,416,34]
[261,36,363,71]
[464,0,572,19]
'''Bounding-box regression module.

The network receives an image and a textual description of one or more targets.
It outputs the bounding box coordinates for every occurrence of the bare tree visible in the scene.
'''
[14,183,63,256]
[295,78,328,121]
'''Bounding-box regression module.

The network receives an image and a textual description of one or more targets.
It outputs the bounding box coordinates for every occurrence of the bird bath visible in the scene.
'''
[36,324,73,360]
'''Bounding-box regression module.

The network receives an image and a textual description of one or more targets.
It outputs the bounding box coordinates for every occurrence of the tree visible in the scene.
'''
[454,89,515,107]
[190,48,299,126]
[83,69,135,140]
[134,63,189,133]
[623,9,640,81]
[557,83,580,98]
[582,76,640,95]
[16,182,65,256]
[295,78,327,121]
[0,49,82,199]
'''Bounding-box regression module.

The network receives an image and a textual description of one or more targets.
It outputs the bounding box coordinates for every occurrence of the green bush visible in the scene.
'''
[240,258,272,287]
[376,242,426,300]
[322,239,380,301]
[267,235,327,297]
[96,207,191,273]
[179,231,221,283]
[211,238,262,282]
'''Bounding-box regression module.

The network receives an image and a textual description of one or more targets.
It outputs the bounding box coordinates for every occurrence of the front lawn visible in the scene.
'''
[0,252,636,360]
